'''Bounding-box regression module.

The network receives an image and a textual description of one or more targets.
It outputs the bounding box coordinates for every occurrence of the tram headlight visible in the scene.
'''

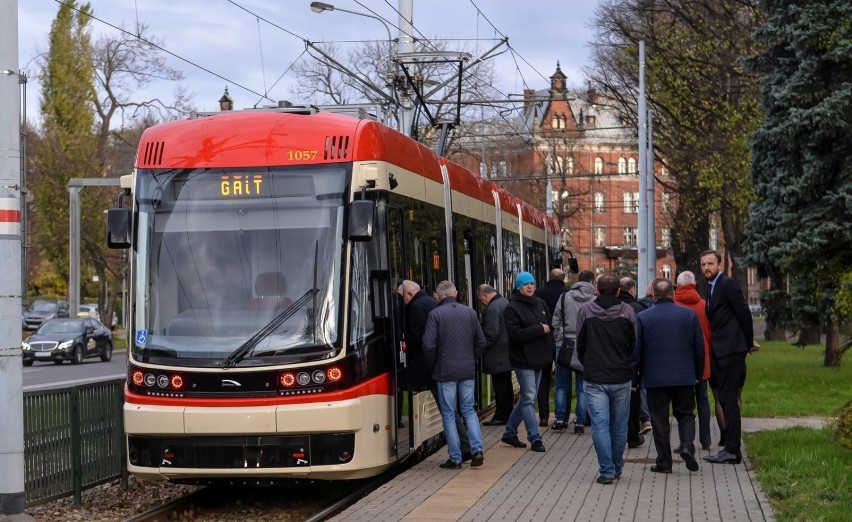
[280,372,296,387]
[157,374,169,388]
[297,372,311,386]
[312,370,326,384]
[327,366,343,382]
[144,373,156,387]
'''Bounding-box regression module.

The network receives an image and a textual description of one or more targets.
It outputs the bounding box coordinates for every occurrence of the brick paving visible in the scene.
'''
[331,416,823,521]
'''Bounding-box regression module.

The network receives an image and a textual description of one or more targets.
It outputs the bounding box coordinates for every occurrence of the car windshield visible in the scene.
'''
[132,165,347,366]
[30,301,58,313]
[38,320,84,335]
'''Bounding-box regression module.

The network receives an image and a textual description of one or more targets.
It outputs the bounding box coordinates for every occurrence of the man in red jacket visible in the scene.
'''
[674,271,712,450]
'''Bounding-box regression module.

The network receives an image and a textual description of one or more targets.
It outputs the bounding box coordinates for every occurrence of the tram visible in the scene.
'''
[106,106,560,483]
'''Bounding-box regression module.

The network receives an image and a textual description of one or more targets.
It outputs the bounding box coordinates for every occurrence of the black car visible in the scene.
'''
[22,299,70,331]
[22,318,113,366]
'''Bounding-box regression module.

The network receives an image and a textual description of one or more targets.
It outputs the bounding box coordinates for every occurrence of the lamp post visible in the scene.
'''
[310,2,394,49]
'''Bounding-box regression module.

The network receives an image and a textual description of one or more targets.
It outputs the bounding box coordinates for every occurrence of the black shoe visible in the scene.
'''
[501,435,528,448]
[483,419,507,426]
[539,418,549,427]
[681,451,699,472]
[596,475,614,484]
[672,446,684,454]
[701,443,711,450]
[614,469,622,479]
[573,424,585,435]
[628,434,645,448]
[550,421,567,431]
[703,450,741,464]
[439,459,462,469]
[470,451,484,467]
[461,451,472,462]
[640,420,652,434]
[530,440,546,452]
[649,465,672,474]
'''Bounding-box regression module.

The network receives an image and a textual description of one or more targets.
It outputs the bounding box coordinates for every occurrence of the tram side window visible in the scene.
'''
[350,241,375,345]
[479,225,499,289]
[503,230,521,291]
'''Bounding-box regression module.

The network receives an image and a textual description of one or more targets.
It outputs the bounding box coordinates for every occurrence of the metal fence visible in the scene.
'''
[23,378,127,507]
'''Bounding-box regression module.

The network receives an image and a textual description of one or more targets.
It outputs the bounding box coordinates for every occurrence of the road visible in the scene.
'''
[23,350,127,391]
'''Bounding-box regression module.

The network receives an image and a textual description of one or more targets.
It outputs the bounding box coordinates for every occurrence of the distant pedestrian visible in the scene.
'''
[577,273,637,484]
[619,277,652,449]
[501,272,554,453]
[635,278,705,474]
[700,251,759,465]
[674,270,713,450]
[423,281,486,469]
[533,268,567,427]
[551,270,595,434]
[478,284,513,426]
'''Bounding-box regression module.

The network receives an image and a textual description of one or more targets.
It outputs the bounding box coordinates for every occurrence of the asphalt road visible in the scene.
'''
[22,350,127,391]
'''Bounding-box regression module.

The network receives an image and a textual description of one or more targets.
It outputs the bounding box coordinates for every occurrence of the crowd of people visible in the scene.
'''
[400,249,759,482]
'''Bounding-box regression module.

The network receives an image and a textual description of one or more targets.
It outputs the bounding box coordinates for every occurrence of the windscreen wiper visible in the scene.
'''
[219,288,318,369]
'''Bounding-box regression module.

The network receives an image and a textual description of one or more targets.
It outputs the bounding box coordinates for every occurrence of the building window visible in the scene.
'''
[661,166,669,177]
[567,157,573,174]
[617,157,627,174]
[551,115,565,129]
[662,264,672,280]
[661,192,671,212]
[594,192,605,213]
[661,227,671,248]
[623,227,637,246]
[627,158,637,174]
[595,226,606,247]
[623,191,639,213]
[594,157,603,174]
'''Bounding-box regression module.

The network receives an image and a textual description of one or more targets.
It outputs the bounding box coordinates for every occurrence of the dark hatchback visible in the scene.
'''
[22,318,113,366]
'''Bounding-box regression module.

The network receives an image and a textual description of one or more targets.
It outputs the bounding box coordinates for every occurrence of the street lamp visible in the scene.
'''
[309,2,394,45]
[218,86,234,111]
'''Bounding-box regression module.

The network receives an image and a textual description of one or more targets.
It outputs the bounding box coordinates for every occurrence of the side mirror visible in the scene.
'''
[348,200,374,241]
[107,208,131,249]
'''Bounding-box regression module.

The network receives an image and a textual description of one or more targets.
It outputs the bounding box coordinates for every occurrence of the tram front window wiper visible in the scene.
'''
[219,288,318,369]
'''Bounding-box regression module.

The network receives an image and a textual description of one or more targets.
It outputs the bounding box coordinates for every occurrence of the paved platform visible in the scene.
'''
[332,416,825,521]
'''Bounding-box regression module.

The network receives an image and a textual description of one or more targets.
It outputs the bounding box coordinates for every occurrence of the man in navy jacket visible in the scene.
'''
[700,250,759,464]
[635,278,705,474]
[423,281,486,469]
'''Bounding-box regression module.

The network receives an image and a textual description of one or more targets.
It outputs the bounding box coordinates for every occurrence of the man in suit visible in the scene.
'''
[635,278,704,474]
[699,250,760,464]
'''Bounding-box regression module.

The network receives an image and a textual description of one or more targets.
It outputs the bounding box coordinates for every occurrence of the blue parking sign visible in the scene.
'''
[135,330,148,347]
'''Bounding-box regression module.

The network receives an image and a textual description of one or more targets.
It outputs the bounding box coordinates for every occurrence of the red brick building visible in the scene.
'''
[450,64,676,281]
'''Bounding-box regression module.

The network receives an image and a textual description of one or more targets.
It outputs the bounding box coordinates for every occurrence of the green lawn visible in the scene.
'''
[745,428,852,522]
[738,339,852,521]
[740,341,852,417]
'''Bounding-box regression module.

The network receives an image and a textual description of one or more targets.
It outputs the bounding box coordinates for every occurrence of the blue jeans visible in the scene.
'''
[574,372,588,425]
[585,380,631,479]
[555,363,570,421]
[437,380,483,463]
[503,368,542,443]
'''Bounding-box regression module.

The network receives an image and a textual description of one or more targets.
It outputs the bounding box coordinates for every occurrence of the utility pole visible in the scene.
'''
[0,0,28,516]
[646,112,656,285]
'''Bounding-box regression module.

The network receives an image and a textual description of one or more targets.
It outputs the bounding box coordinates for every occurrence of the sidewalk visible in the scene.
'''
[332,417,825,521]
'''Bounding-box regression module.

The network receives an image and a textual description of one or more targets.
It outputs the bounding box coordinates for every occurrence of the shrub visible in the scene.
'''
[827,399,852,450]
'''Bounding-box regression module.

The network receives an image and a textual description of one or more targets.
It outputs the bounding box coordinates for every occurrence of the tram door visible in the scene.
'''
[386,206,413,458]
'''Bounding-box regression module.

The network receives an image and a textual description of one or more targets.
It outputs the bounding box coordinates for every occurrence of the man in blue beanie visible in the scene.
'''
[501,272,554,453]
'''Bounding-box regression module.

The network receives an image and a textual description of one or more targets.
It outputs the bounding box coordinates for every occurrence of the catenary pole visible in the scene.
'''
[0,0,28,516]
[646,112,656,284]
[398,0,415,136]
[637,41,648,293]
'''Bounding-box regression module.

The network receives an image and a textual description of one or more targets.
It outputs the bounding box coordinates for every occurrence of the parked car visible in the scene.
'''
[22,299,70,331]
[78,303,118,328]
[22,317,113,366]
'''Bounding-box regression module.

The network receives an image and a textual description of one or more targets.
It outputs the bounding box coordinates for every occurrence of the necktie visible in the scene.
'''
[707,284,713,309]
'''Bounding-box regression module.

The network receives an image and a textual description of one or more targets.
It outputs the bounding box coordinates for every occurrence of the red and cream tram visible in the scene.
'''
[107,107,559,482]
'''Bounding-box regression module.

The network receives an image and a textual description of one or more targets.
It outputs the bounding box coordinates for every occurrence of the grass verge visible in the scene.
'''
[745,427,851,521]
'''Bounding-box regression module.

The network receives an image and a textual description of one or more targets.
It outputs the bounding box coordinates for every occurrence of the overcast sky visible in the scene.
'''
[18,0,601,122]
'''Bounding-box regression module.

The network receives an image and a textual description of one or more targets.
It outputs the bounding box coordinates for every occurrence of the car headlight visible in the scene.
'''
[22,342,30,351]
[58,340,74,350]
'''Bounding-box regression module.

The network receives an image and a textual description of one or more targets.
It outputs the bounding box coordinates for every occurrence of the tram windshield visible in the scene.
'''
[132,165,347,366]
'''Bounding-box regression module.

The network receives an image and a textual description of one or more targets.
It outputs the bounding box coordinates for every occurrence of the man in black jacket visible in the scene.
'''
[423,281,486,469]
[699,251,759,465]
[478,284,512,425]
[533,268,567,427]
[577,273,637,484]
[501,272,554,453]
